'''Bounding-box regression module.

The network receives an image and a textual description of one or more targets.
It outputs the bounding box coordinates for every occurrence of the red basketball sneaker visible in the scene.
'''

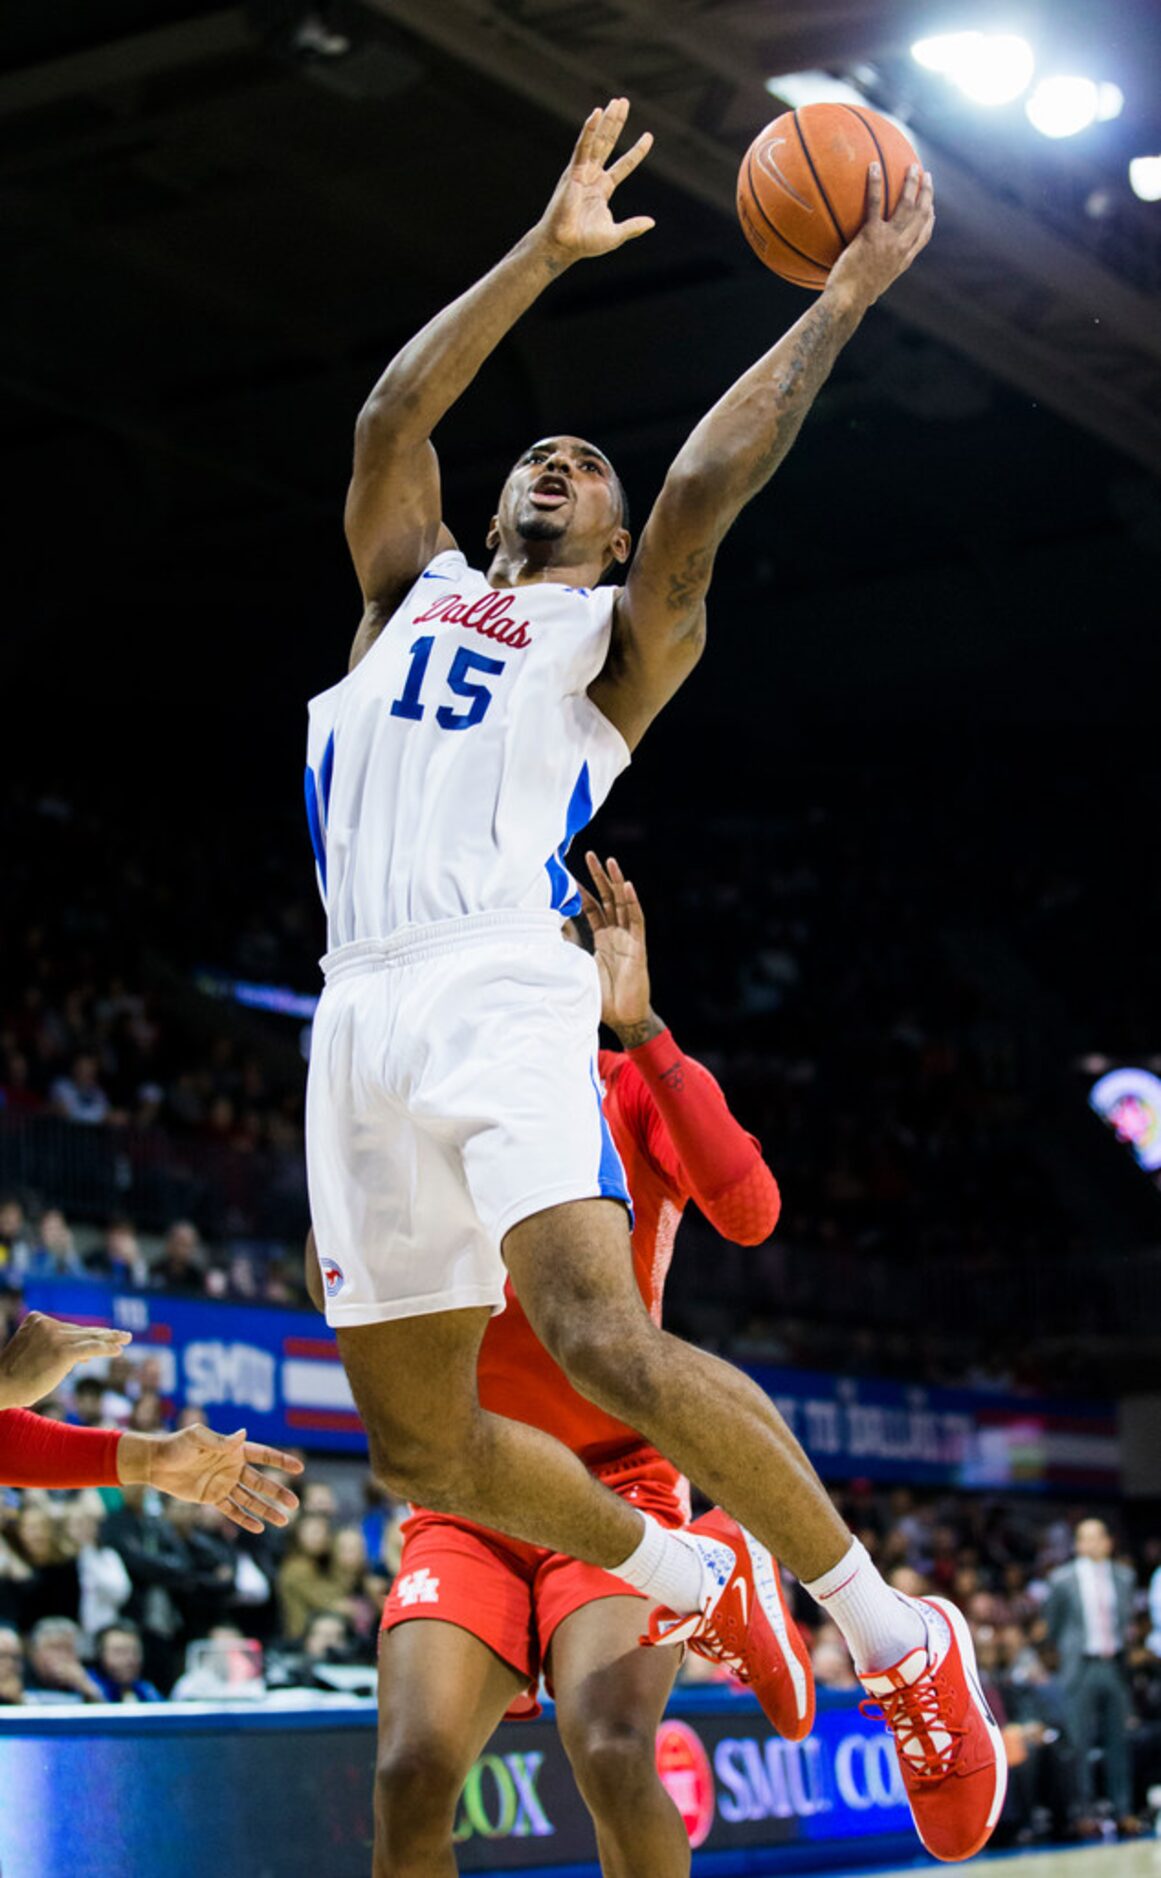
[642,1508,815,1742]
[859,1596,1007,1861]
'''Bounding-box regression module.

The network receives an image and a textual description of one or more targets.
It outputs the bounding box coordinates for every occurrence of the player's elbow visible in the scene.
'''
[706,1166,782,1246]
[354,382,426,451]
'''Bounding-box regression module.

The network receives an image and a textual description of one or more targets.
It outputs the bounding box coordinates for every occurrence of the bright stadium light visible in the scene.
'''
[1025,76,1100,139]
[910,31,1034,105]
[1096,82,1124,122]
[1129,155,1161,201]
[911,31,979,74]
[765,71,874,110]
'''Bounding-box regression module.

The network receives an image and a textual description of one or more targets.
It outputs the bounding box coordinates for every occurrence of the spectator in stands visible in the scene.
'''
[267,1609,357,1691]
[127,1390,168,1435]
[102,1483,193,1689]
[1045,1518,1141,1836]
[169,1623,264,1701]
[982,1627,1074,1845]
[3,1504,80,1631]
[811,1623,860,1692]
[16,1208,85,1282]
[90,1621,163,1703]
[85,1220,149,1290]
[0,1624,25,1705]
[68,1376,112,1429]
[64,1504,133,1639]
[98,1353,138,1425]
[299,1480,338,1520]
[0,1051,40,1116]
[23,1616,103,1703]
[0,1201,33,1287]
[49,1054,115,1126]
[276,1512,346,1641]
[330,1526,388,1644]
[1149,1556,1161,1659]
[184,1503,274,1637]
[150,1221,207,1293]
[360,1477,398,1573]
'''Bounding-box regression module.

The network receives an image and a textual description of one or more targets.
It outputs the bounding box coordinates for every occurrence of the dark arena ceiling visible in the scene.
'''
[3,0,1160,825]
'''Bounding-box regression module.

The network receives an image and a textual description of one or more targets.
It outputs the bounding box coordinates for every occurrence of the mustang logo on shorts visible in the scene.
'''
[320,1257,347,1298]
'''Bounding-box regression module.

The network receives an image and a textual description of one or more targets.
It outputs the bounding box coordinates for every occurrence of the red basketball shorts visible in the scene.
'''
[379,1444,689,1714]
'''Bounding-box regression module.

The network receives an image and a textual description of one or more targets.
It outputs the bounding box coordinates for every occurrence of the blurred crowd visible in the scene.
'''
[0,1198,306,1309]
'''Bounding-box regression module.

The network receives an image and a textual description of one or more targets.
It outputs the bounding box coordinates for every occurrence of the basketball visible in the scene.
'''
[737,102,921,289]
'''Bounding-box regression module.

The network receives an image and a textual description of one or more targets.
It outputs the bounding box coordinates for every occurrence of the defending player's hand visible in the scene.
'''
[826,162,934,308]
[579,851,653,1035]
[0,1311,133,1410]
[536,98,655,266]
[132,1423,304,1534]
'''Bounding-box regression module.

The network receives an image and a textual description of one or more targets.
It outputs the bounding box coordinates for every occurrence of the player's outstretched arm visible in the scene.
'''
[592,163,934,748]
[345,99,654,639]
[581,853,781,1245]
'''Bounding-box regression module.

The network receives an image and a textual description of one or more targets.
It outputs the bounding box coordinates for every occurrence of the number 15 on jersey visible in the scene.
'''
[390,636,506,732]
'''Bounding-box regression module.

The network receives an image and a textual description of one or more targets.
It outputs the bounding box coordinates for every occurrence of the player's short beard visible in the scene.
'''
[517,514,568,543]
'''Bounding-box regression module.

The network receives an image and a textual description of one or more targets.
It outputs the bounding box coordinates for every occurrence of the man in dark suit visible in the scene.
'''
[1045,1518,1140,1833]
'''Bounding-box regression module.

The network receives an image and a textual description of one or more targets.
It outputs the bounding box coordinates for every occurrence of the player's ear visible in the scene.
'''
[608,527,631,567]
[486,514,500,550]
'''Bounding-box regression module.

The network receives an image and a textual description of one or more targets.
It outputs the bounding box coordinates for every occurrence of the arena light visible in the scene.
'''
[765,71,875,111]
[909,31,1034,105]
[1129,155,1161,201]
[1096,82,1124,122]
[1025,75,1100,138]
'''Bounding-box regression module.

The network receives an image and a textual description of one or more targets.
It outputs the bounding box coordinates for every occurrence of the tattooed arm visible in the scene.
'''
[591,163,933,750]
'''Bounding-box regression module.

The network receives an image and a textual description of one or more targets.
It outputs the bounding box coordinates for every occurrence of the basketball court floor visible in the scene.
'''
[847,1847,1160,1878]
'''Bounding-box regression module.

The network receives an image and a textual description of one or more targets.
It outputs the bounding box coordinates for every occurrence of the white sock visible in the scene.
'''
[614,1513,707,1614]
[803,1537,927,1675]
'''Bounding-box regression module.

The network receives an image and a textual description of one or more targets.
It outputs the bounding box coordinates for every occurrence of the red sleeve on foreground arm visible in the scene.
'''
[0,1409,122,1488]
[627,1029,782,1245]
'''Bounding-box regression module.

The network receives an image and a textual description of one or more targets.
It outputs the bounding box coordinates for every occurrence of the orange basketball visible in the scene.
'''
[737,102,921,289]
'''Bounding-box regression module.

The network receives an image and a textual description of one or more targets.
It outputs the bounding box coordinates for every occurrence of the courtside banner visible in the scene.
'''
[20,1280,368,1453]
[21,1282,1120,1488]
[0,1691,914,1878]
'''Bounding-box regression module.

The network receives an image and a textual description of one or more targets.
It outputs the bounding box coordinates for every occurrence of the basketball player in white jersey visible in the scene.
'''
[306,101,1004,1858]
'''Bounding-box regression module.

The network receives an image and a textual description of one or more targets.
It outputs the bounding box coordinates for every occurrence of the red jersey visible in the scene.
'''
[475,1027,781,1461]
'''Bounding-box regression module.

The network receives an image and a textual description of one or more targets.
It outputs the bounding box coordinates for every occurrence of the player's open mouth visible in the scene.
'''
[530,475,571,509]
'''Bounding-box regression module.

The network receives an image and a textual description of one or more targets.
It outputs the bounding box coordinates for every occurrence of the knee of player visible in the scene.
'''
[548,1314,664,1418]
[564,1717,662,1812]
[376,1734,465,1833]
[367,1429,461,1506]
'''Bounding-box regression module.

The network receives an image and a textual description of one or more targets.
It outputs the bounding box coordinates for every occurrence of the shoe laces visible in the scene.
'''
[687,1604,751,1685]
[859,1666,965,1780]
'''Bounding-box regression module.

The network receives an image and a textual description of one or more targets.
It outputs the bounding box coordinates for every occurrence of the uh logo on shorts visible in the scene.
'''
[320,1257,347,1299]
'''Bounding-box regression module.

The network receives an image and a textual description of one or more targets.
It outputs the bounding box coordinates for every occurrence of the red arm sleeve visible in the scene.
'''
[0,1410,122,1488]
[626,1028,782,1245]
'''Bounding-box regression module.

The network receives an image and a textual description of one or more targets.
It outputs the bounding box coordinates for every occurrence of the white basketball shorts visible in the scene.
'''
[305,910,631,1327]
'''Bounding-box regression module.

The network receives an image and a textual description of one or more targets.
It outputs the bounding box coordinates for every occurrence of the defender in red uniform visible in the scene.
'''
[371,855,801,1876]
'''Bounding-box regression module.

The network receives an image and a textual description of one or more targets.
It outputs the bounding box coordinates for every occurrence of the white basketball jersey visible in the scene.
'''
[305,549,630,946]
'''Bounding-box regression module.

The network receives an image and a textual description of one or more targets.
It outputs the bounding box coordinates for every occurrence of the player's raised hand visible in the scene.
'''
[0,1312,133,1410]
[537,98,655,265]
[826,162,934,307]
[579,852,656,1039]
